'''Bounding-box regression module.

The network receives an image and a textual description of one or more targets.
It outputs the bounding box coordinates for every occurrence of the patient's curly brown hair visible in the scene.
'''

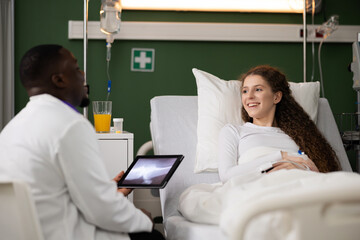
[240,65,340,172]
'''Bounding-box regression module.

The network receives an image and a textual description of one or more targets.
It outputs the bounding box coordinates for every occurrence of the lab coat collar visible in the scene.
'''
[29,94,79,113]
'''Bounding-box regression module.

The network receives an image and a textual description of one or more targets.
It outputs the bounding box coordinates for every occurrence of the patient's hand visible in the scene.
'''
[113,171,133,196]
[268,152,319,173]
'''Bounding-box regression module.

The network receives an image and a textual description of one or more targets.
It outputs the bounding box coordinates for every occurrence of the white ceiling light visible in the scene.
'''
[121,0,305,13]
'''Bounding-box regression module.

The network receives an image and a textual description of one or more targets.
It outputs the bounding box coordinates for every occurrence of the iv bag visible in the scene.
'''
[100,0,122,35]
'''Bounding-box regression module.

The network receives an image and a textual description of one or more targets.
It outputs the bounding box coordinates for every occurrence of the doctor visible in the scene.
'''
[0,45,164,240]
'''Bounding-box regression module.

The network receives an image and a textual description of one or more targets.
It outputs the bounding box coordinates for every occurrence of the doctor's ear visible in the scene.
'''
[51,73,67,89]
[274,91,282,104]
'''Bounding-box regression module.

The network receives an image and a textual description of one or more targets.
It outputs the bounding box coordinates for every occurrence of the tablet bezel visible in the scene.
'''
[117,155,184,189]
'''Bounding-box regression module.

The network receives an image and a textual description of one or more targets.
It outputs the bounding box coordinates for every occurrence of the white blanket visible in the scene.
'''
[178,169,360,240]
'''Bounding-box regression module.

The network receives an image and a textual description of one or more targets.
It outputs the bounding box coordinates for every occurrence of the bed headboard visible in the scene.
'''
[150,96,352,222]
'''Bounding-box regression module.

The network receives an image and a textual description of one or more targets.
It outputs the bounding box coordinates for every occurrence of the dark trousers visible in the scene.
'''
[129,229,165,240]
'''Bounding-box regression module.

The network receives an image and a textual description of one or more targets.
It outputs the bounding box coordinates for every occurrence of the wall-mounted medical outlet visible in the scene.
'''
[315,30,324,38]
[300,29,324,38]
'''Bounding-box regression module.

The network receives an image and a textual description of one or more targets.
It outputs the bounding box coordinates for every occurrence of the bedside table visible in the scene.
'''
[96,131,134,181]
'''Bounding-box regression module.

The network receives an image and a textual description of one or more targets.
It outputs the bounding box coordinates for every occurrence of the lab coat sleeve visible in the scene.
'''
[56,120,152,233]
[218,125,281,183]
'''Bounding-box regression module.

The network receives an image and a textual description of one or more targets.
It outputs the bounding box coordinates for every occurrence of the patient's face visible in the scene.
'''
[241,75,281,126]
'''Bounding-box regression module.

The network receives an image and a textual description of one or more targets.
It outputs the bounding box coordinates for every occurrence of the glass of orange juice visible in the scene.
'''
[93,101,112,133]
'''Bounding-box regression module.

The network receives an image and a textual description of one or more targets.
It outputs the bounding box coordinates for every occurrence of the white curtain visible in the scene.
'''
[0,0,14,131]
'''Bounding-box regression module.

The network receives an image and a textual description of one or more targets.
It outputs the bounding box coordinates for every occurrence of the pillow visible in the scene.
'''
[193,68,320,173]
[288,81,320,122]
[194,69,243,173]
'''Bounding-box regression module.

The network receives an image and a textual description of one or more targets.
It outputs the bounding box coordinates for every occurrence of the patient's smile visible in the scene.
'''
[242,74,281,126]
[247,103,259,107]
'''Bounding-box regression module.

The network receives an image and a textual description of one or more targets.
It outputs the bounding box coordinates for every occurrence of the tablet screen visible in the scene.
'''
[117,155,184,188]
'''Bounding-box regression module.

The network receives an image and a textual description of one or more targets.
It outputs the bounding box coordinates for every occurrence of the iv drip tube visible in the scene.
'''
[303,0,307,82]
[316,15,339,98]
[106,42,112,101]
[318,39,325,97]
[310,0,315,82]
[100,0,121,101]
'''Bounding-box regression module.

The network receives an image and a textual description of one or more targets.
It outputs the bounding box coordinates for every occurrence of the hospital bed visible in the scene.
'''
[149,95,360,240]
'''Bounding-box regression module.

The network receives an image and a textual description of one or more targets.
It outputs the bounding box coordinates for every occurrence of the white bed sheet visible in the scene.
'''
[178,169,360,240]
[165,216,225,240]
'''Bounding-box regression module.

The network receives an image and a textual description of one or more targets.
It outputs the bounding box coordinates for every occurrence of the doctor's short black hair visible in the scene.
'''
[19,44,63,87]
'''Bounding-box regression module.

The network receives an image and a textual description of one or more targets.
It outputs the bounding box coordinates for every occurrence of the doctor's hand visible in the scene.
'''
[113,171,133,196]
[268,151,319,173]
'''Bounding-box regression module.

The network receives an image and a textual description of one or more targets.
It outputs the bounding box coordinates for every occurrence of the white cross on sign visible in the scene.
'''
[131,48,155,72]
[135,52,151,68]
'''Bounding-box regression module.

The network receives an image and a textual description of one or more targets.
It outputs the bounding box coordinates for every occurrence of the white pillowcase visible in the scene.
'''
[193,68,320,173]
[194,69,243,173]
[288,81,320,122]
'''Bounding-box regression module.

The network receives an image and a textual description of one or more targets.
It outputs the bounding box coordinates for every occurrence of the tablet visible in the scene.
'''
[117,155,184,189]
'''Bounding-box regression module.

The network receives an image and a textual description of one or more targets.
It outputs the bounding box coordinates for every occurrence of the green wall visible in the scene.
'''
[14,0,360,169]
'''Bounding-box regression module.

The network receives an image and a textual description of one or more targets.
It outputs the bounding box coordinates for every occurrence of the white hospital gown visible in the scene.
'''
[218,123,300,183]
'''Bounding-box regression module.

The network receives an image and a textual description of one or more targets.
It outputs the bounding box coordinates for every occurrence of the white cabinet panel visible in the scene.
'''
[96,132,134,178]
[96,132,134,201]
[97,139,128,178]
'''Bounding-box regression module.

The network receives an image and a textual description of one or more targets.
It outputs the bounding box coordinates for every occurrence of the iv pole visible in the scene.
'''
[303,0,307,82]
[83,0,89,118]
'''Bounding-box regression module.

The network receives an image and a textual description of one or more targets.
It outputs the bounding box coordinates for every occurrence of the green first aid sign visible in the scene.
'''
[131,48,155,72]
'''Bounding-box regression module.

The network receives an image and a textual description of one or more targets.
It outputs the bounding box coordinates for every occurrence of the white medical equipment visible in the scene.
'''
[339,32,360,173]
[351,33,360,91]
[100,0,122,100]
[149,95,357,240]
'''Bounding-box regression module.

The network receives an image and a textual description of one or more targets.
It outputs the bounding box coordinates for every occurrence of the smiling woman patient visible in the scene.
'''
[218,65,340,183]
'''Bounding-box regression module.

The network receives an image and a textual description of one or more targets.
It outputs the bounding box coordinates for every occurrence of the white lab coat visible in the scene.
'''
[0,94,152,240]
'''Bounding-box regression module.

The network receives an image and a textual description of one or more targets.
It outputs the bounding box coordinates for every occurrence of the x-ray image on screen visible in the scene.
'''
[122,157,177,185]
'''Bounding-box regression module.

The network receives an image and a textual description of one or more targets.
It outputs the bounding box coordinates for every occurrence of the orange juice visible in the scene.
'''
[94,114,111,132]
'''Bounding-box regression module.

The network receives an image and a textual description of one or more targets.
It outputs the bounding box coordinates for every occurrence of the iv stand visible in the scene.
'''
[356,89,360,172]
[303,0,307,83]
[83,0,89,118]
